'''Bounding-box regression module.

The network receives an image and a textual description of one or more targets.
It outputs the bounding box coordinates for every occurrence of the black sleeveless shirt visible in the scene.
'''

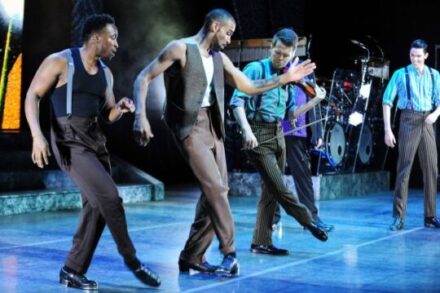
[50,48,107,118]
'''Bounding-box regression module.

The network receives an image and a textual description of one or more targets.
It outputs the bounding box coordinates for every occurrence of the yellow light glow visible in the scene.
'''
[1,53,21,130]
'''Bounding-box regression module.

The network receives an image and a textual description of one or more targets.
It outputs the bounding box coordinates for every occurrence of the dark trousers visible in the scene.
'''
[393,110,438,219]
[285,136,319,220]
[178,108,235,264]
[51,117,137,274]
[246,121,313,246]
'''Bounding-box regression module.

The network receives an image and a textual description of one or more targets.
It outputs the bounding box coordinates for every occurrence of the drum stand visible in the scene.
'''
[350,45,371,173]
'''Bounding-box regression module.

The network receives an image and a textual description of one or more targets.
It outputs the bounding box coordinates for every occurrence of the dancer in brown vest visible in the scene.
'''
[133,9,316,276]
[25,14,160,290]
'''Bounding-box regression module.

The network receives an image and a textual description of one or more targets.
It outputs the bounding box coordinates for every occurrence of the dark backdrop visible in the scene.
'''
[20,0,440,186]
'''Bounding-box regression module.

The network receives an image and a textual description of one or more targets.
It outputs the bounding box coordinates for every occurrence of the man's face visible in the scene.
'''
[96,24,119,59]
[211,19,235,51]
[270,40,295,70]
[410,47,428,70]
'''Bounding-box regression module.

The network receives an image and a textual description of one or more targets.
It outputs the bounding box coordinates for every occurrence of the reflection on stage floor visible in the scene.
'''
[0,185,439,292]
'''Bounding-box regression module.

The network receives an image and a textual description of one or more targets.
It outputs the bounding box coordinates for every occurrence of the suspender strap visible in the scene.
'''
[251,61,266,121]
[66,49,75,116]
[99,59,113,106]
[65,48,112,116]
[404,66,435,109]
[429,67,435,103]
[404,66,412,109]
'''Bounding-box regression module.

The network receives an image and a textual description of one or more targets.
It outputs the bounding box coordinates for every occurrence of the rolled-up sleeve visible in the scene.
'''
[433,70,440,107]
[382,70,400,107]
[230,62,263,108]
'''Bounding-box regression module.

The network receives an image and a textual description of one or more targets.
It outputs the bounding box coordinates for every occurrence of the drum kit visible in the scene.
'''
[316,41,389,174]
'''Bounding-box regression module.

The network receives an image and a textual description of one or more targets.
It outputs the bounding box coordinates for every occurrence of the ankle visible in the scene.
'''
[63,265,80,275]
[125,258,141,271]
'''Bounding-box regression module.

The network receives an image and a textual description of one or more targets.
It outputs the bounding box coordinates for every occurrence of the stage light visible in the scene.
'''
[0,0,24,21]
[349,111,364,127]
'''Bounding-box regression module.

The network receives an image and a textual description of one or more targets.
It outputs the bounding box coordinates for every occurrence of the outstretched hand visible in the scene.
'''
[133,116,154,147]
[285,57,316,83]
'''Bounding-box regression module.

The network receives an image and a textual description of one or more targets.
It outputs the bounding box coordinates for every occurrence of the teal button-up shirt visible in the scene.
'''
[382,64,440,111]
[230,58,295,122]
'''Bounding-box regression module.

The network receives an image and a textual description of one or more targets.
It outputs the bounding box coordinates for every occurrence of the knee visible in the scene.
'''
[205,181,229,197]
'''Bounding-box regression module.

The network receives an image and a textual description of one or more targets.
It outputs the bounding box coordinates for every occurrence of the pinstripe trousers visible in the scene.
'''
[394,110,438,219]
[246,121,313,245]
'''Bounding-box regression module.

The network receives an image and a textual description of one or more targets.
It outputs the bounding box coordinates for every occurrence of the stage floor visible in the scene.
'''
[0,185,439,292]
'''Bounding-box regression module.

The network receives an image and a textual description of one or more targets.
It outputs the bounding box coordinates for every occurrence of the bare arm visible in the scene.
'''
[24,52,66,168]
[102,69,135,122]
[382,104,396,147]
[232,107,258,149]
[222,53,316,96]
[133,40,186,146]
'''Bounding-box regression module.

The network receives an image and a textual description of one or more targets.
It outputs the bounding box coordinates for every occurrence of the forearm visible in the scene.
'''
[432,105,440,117]
[232,107,252,132]
[245,75,285,96]
[133,73,150,119]
[24,93,44,138]
[382,104,392,132]
[107,105,123,122]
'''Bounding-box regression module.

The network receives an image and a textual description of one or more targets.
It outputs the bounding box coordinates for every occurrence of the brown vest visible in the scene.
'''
[164,43,225,140]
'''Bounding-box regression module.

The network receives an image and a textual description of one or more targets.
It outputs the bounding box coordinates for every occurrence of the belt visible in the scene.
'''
[249,120,281,128]
[401,109,431,115]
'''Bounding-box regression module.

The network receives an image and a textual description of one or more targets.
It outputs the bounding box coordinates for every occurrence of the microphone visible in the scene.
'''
[306,34,312,59]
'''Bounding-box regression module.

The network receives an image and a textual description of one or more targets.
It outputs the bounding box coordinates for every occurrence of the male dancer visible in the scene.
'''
[25,14,161,290]
[133,10,316,274]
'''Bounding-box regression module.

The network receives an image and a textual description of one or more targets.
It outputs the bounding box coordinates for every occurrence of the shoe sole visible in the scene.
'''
[59,277,98,290]
[250,248,289,255]
[178,262,217,274]
[215,263,240,277]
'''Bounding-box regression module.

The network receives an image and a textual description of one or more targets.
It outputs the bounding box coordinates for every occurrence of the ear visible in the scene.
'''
[91,33,100,42]
[425,52,429,59]
[211,21,220,32]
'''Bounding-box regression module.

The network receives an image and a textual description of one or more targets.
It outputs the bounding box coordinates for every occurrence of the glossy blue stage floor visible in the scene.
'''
[0,185,439,293]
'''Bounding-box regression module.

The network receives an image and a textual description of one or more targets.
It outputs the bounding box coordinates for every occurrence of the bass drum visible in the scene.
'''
[358,124,373,164]
[324,122,346,166]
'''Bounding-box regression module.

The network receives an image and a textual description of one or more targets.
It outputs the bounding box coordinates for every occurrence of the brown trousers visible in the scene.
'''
[51,116,138,274]
[177,108,235,264]
[394,110,438,219]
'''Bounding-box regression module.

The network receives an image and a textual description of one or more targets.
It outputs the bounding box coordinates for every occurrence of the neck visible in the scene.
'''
[194,29,212,55]
[413,63,425,74]
[80,45,98,66]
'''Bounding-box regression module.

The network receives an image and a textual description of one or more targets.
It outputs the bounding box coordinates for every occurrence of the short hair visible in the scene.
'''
[272,28,298,48]
[82,14,115,42]
[203,8,235,28]
[411,39,428,53]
